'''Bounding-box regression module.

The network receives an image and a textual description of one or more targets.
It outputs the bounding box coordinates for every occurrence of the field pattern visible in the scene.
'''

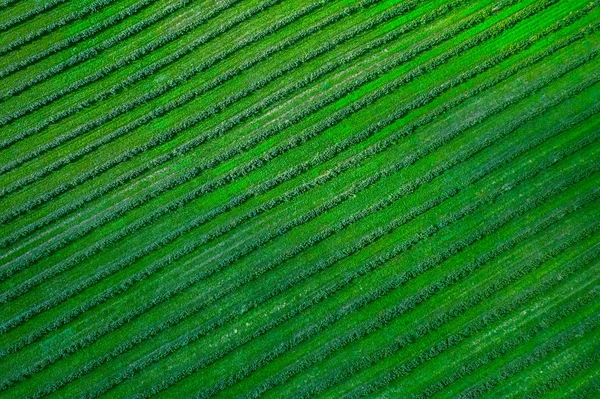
[0,0,599,397]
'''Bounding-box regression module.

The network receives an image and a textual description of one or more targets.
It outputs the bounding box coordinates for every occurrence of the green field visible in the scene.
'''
[0,0,599,397]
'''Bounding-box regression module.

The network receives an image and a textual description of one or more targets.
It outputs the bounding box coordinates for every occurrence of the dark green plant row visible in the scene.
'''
[0,0,67,33]
[411,255,600,399]
[0,0,281,124]
[0,0,117,57]
[139,141,600,399]
[344,239,600,399]
[1,33,592,396]
[1,21,594,369]
[0,0,543,287]
[458,310,600,398]
[0,0,408,182]
[0,0,159,78]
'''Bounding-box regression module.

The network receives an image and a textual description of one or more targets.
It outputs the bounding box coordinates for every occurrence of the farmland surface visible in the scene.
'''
[0,0,599,397]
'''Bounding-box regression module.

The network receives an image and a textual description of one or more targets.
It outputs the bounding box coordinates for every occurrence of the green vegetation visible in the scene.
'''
[0,0,598,397]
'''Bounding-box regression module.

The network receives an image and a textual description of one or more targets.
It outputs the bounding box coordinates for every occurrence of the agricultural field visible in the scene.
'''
[0,0,599,397]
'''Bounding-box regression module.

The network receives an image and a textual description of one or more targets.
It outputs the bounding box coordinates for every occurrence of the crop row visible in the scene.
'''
[0,0,117,57]
[0,0,67,33]
[0,0,409,179]
[0,0,469,252]
[7,30,596,332]
[0,0,283,124]
[0,14,568,350]
[0,0,200,88]
[457,310,600,398]
[306,201,600,398]
[0,0,336,161]
[2,0,591,266]
[139,152,600,399]
[200,159,600,399]
[11,89,596,398]
[342,240,600,399]
[0,2,592,396]
[0,0,159,79]
[526,346,600,399]
[0,0,377,200]
[2,26,593,360]
[410,261,600,399]
[0,0,20,11]
[3,45,596,398]
[0,0,544,284]
[2,50,592,396]
[286,235,600,399]
[54,104,600,399]
[5,36,580,394]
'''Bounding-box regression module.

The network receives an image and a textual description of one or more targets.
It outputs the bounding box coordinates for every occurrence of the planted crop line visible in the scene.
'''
[0,0,288,125]
[4,38,592,396]
[525,346,600,399]
[4,23,590,372]
[6,96,597,399]
[0,0,544,280]
[0,6,593,269]
[5,85,582,394]
[0,0,470,239]
[342,241,600,399]
[0,0,407,177]
[456,311,600,399]
[0,0,118,57]
[135,148,600,399]
[43,95,600,397]
[0,0,67,33]
[0,0,161,79]
[1,0,521,208]
[0,0,597,397]
[1,23,594,358]
[410,261,600,399]
[6,36,597,326]
[193,146,600,398]
[58,124,594,398]
[249,237,600,399]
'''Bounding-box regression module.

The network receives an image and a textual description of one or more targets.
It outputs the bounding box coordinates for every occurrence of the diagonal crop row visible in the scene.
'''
[0,0,118,57]
[141,153,600,399]
[0,0,548,283]
[82,108,600,396]
[1,3,593,266]
[1,31,597,356]
[74,125,598,399]
[28,115,600,396]
[3,65,596,396]
[456,311,600,399]
[0,0,67,33]
[0,0,287,124]
[0,0,160,79]
[0,0,381,185]
[0,0,205,87]
[257,234,600,399]
[525,345,600,399]
[0,0,471,240]
[5,80,580,394]
[7,50,592,396]
[202,159,600,399]
[4,33,596,328]
[409,263,600,399]
[4,29,591,377]
[0,0,409,177]
[340,237,600,399]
